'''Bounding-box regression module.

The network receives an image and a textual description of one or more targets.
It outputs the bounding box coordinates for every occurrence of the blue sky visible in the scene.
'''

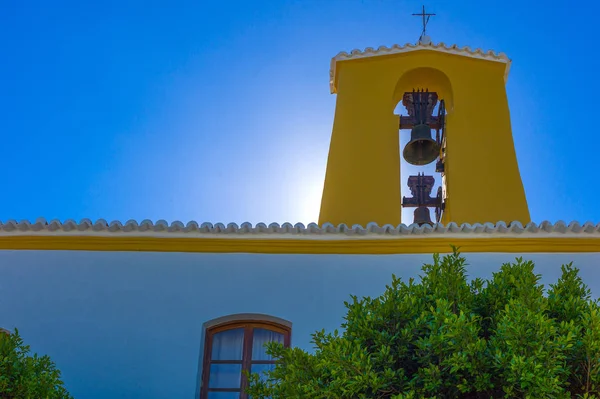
[1,0,598,225]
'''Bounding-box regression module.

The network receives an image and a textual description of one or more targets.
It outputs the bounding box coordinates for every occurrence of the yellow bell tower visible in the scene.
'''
[318,33,530,227]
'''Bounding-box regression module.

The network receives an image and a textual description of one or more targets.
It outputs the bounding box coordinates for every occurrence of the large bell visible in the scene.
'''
[403,124,439,166]
[413,206,433,226]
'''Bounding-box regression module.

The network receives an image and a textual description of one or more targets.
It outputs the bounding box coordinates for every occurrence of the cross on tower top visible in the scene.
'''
[412,5,435,42]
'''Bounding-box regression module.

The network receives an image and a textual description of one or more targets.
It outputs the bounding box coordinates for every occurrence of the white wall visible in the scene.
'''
[1,250,599,399]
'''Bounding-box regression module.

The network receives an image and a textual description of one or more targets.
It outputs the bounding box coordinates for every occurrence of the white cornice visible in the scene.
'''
[329,41,512,94]
[0,219,598,240]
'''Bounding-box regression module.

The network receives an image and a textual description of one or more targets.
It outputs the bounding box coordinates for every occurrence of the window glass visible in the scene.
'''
[208,364,242,388]
[252,329,283,361]
[251,363,276,383]
[212,328,244,360]
[207,392,240,399]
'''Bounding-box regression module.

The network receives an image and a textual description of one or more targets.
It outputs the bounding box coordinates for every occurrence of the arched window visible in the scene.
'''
[200,317,291,399]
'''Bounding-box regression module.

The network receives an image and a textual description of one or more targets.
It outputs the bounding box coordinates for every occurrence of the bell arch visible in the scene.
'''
[393,67,452,226]
[392,67,453,113]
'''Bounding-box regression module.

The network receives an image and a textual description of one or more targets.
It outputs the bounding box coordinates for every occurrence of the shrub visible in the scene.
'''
[247,249,600,398]
[0,329,73,399]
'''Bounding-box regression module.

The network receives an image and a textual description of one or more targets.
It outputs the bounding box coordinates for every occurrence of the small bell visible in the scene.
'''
[403,124,439,166]
[413,206,433,226]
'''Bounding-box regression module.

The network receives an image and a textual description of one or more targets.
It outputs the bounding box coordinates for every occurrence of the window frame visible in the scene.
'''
[200,319,291,399]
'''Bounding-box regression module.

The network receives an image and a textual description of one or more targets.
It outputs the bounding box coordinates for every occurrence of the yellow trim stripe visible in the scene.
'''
[0,236,599,254]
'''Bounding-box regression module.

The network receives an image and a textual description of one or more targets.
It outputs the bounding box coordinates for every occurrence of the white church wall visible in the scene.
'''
[1,250,599,399]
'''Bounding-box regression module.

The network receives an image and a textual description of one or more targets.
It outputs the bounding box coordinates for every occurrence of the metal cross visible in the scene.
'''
[412,5,435,39]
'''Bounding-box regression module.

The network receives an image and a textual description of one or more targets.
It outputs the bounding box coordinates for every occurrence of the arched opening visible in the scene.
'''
[393,67,453,225]
[198,314,292,399]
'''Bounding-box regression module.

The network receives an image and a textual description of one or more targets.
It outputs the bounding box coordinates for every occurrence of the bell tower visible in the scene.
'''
[318,19,530,227]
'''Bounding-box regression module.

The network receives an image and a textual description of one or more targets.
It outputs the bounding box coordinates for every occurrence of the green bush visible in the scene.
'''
[247,249,600,398]
[0,329,73,399]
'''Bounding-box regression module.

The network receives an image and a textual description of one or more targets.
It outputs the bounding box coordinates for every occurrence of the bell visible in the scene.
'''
[413,206,433,226]
[403,124,439,166]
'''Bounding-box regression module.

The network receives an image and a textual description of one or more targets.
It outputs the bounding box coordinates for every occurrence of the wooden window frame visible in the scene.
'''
[200,319,291,399]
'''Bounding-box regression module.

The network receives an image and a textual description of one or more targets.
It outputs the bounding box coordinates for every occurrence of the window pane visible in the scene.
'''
[251,363,276,383]
[212,328,244,360]
[252,328,284,360]
[209,364,242,388]
[208,392,240,399]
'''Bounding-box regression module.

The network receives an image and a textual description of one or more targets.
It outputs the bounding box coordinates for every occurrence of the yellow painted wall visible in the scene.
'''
[319,50,530,226]
[0,235,598,254]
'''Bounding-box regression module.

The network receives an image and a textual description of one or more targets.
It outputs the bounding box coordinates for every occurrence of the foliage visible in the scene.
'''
[0,329,73,399]
[247,248,600,398]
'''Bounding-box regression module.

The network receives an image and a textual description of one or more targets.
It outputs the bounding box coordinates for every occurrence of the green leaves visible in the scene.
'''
[0,329,73,399]
[246,249,600,399]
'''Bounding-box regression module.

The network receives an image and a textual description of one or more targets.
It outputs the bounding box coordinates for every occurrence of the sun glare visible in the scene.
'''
[295,175,324,225]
